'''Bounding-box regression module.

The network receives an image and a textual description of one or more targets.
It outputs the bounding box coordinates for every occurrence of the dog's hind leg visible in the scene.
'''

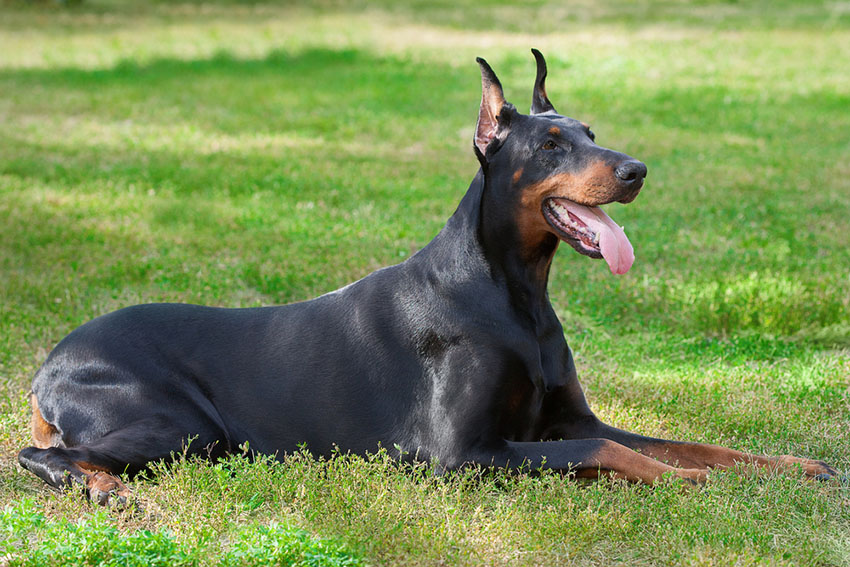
[18,444,131,506]
[19,414,229,506]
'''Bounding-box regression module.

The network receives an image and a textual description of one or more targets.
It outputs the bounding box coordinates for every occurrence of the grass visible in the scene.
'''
[1,495,361,566]
[1,0,849,565]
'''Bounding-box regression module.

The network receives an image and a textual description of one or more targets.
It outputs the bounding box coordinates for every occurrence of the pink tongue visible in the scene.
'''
[562,200,634,275]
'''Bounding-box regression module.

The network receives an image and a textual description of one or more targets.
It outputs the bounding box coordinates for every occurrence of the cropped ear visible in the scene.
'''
[530,48,557,115]
[474,57,509,161]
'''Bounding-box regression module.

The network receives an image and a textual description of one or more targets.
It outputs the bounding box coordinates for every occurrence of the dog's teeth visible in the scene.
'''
[548,202,601,248]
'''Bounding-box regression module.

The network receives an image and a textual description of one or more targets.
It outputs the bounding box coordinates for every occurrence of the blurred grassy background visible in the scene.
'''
[0,1,848,565]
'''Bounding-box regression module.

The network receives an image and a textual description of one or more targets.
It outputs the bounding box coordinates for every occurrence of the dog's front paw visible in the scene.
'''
[777,455,839,480]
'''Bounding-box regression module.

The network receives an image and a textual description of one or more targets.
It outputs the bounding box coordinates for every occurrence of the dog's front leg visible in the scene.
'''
[485,439,708,485]
[538,389,839,480]
[592,423,840,480]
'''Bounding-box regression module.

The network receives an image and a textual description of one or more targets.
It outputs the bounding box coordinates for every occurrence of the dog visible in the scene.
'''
[19,50,838,505]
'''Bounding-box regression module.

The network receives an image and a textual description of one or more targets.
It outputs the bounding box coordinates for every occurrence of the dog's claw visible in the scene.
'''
[91,487,109,506]
[810,471,850,485]
[88,486,127,507]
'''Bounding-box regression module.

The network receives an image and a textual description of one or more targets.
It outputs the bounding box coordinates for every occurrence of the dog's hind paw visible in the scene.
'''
[85,471,131,508]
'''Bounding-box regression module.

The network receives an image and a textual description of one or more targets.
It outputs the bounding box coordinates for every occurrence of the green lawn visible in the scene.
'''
[1,1,849,565]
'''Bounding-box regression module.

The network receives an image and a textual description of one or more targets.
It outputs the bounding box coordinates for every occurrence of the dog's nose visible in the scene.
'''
[614,160,647,185]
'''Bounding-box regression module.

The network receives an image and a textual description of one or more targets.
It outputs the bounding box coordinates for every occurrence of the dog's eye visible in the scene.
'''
[542,140,557,150]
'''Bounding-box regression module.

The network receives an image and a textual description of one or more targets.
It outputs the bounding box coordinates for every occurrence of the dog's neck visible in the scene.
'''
[426,170,559,326]
[480,170,558,318]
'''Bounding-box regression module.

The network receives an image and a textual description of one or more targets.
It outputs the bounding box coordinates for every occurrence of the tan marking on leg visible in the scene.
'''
[576,439,708,485]
[75,461,111,473]
[638,441,744,469]
[30,394,61,449]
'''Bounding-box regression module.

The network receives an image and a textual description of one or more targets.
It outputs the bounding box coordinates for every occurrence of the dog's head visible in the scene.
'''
[473,50,646,275]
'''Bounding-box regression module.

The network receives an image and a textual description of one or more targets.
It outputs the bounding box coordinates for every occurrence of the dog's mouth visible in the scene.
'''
[542,197,634,275]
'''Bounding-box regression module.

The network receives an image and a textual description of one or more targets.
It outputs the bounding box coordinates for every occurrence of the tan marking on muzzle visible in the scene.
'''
[514,160,624,258]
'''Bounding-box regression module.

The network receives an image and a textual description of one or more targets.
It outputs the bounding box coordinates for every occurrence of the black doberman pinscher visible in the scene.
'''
[19,50,837,505]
